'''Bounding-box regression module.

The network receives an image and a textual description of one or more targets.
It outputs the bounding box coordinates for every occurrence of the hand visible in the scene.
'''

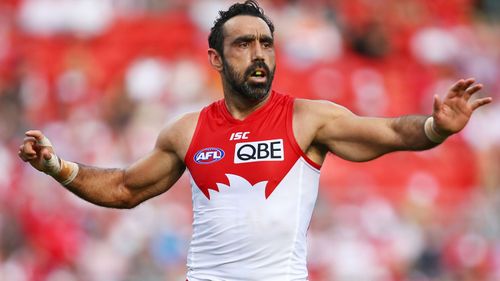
[432,78,492,136]
[18,130,57,174]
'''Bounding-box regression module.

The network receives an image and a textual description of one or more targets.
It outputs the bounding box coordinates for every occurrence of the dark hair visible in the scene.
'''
[208,1,274,57]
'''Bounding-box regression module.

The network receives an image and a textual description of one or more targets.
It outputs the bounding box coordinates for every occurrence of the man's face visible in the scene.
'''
[220,15,276,101]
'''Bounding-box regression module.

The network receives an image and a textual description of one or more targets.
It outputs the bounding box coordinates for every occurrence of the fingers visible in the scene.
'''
[18,145,30,162]
[19,130,54,163]
[22,137,37,153]
[449,78,477,98]
[19,137,37,162]
[471,97,493,111]
[449,79,466,97]
[464,83,483,100]
[454,78,491,110]
[433,94,442,113]
[462,78,476,93]
[25,130,44,142]
[18,146,35,162]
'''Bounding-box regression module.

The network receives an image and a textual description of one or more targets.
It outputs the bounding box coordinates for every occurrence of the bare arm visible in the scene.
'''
[300,78,492,162]
[18,113,198,209]
[65,144,185,209]
[317,112,434,162]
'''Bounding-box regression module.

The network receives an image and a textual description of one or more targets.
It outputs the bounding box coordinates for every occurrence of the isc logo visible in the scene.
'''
[230,131,250,141]
[234,139,284,164]
[194,148,225,164]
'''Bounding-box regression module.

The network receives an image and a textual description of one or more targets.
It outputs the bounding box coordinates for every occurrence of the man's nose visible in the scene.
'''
[252,43,264,61]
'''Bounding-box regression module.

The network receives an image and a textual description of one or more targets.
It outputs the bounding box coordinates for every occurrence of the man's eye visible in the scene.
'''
[263,42,273,48]
[239,42,249,48]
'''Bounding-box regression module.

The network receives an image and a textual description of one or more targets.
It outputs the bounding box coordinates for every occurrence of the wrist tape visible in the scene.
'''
[424,117,448,143]
[38,136,79,186]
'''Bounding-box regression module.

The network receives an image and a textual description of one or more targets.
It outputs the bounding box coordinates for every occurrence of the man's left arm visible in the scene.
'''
[312,78,492,162]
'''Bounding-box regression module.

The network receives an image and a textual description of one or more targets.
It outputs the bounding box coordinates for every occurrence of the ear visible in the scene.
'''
[208,48,223,72]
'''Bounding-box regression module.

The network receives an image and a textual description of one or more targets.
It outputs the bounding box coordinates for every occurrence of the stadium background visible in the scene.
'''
[1,0,499,280]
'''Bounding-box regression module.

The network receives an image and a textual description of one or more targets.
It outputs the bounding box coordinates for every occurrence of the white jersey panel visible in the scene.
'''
[187,158,320,281]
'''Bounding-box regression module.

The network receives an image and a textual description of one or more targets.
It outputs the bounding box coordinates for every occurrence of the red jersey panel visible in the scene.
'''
[185,90,320,199]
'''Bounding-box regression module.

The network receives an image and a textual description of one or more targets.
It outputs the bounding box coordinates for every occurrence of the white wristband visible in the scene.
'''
[424,117,448,143]
[43,153,79,186]
[60,161,79,186]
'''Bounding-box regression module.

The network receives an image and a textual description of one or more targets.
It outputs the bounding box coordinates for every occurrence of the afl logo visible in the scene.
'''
[194,148,225,164]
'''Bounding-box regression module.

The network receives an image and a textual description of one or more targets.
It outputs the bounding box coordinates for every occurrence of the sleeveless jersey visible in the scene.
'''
[184,91,321,281]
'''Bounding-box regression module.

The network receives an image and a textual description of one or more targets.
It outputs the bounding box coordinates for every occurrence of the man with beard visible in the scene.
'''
[18,1,492,280]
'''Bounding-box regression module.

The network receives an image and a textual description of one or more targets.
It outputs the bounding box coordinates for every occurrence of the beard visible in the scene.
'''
[222,58,275,102]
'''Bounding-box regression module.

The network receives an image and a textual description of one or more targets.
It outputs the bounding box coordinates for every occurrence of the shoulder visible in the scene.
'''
[291,98,354,157]
[156,111,201,158]
[294,98,354,124]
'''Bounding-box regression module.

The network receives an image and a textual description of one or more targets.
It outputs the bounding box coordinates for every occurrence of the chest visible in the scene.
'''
[185,98,302,200]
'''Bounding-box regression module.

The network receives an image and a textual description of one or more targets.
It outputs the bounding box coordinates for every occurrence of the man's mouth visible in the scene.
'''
[248,68,268,83]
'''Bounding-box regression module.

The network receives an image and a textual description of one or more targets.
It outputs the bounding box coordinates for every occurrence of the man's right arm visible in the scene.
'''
[64,144,185,209]
[18,113,198,209]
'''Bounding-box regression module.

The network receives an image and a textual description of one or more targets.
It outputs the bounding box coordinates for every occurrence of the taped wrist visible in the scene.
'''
[424,117,448,143]
[43,154,79,186]
[38,136,79,186]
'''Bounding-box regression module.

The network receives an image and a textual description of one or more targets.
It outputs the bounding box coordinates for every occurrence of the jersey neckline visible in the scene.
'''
[217,90,277,124]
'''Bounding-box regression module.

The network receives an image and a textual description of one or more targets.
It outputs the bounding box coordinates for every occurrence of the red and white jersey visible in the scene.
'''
[184,91,321,281]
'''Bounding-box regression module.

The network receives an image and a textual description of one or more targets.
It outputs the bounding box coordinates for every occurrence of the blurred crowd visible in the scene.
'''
[1,0,500,280]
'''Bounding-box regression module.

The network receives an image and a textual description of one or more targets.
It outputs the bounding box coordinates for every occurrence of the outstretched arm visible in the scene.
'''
[18,113,197,209]
[309,78,492,162]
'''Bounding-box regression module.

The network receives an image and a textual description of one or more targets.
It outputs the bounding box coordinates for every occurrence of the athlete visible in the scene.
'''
[18,1,492,280]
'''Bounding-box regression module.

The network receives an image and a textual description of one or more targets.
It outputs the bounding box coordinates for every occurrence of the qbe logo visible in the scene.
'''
[234,139,284,164]
[194,148,225,164]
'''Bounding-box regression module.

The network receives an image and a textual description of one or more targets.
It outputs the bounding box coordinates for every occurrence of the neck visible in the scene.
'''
[222,82,271,121]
